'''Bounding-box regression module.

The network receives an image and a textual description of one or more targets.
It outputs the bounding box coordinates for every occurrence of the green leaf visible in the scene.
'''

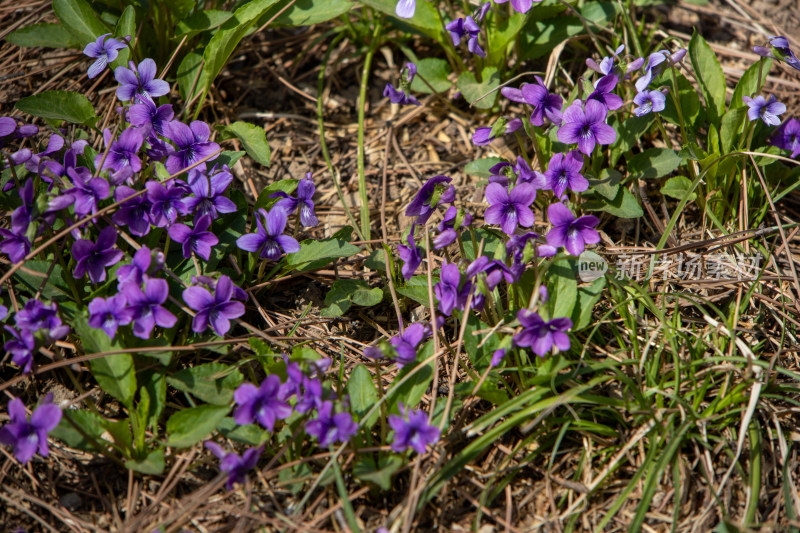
[353,456,403,491]
[464,157,505,178]
[199,0,282,110]
[346,364,379,428]
[486,9,528,64]
[165,0,194,19]
[571,276,606,331]
[11,259,71,299]
[285,236,361,272]
[218,121,270,167]
[359,0,443,41]
[138,369,166,429]
[16,91,96,126]
[166,404,230,448]
[7,23,81,48]
[583,187,644,218]
[254,178,298,211]
[176,9,234,37]
[661,176,697,201]
[457,67,500,109]
[719,107,748,154]
[217,417,269,445]
[626,148,682,180]
[589,169,622,201]
[689,31,726,123]
[612,114,654,160]
[110,6,135,69]
[177,51,204,102]
[463,315,498,373]
[126,448,165,474]
[322,279,383,317]
[409,57,452,94]
[731,59,772,110]
[273,0,351,26]
[549,258,578,319]
[53,0,110,45]
[167,363,244,405]
[75,318,136,408]
[396,275,436,306]
[522,2,620,60]
[661,72,703,130]
[51,409,106,451]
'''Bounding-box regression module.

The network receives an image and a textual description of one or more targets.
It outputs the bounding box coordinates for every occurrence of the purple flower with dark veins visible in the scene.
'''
[88,294,131,338]
[633,90,667,117]
[146,180,189,227]
[545,202,600,256]
[122,278,177,339]
[405,175,455,224]
[204,441,262,490]
[743,95,786,126]
[434,261,471,316]
[272,173,318,227]
[305,401,358,447]
[587,73,623,111]
[484,182,536,235]
[164,120,220,175]
[557,100,617,155]
[182,275,245,336]
[515,76,564,127]
[95,128,143,174]
[233,375,292,431]
[544,151,588,198]
[397,228,423,280]
[514,156,547,188]
[513,309,572,357]
[168,215,219,261]
[115,58,170,103]
[4,327,35,374]
[771,117,800,158]
[0,395,62,464]
[236,207,300,260]
[388,404,440,454]
[15,300,69,341]
[65,166,110,217]
[183,166,237,221]
[71,226,124,283]
[467,256,516,290]
[83,33,127,79]
[128,99,174,138]
[112,186,151,237]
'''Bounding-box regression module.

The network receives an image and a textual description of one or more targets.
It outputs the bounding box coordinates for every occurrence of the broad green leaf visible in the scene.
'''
[285,237,361,272]
[111,6,135,69]
[409,58,452,94]
[464,157,505,178]
[661,176,696,201]
[322,279,382,317]
[75,318,136,407]
[15,91,96,126]
[719,107,747,154]
[7,23,80,49]
[386,340,435,412]
[51,409,106,451]
[689,31,726,123]
[731,59,772,110]
[165,0,194,19]
[627,148,681,180]
[464,314,498,373]
[217,417,269,445]
[549,258,578,319]
[457,67,500,109]
[166,363,244,405]
[583,187,643,218]
[612,114,653,162]
[353,456,403,491]
[661,71,703,130]
[138,369,166,429]
[166,404,230,448]
[273,0,351,26]
[571,276,606,331]
[199,0,282,111]
[346,364,379,428]
[218,121,270,167]
[396,275,436,307]
[177,51,204,102]
[176,9,234,37]
[254,178,298,211]
[522,2,620,60]
[486,9,529,64]
[11,259,71,299]
[126,448,165,474]
[359,0,443,41]
[216,150,245,168]
[589,168,622,201]
[53,0,110,45]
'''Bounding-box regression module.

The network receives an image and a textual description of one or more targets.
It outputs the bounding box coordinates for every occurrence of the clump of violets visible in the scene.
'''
[743,95,786,127]
[83,33,128,79]
[388,404,440,454]
[234,375,292,431]
[0,395,62,464]
[204,441,262,490]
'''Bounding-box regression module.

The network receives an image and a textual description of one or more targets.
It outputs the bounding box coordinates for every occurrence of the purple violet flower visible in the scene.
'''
[397,228,423,280]
[490,348,507,368]
[587,73,623,111]
[763,36,800,72]
[272,174,318,227]
[164,120,220,175]
[112,186,151,237]
[434,261,471,316]
[0,227,31,263]
[117,246,162,290]
[557,100,617,155]
[15,300,69,341]
[95,128,143,174]
[305,401,358,448]
[743,95,786,126]
[405,175,455,224]
[233,375,292,431]
[472,118,523,146]
[83,33,127,79]
[0,395,62,464]
[586,44,625,75]
[513,309,572,357]
[204,441,262,490]
[146,180,189,227]
[633,90,667,117]
[236,207,300,261]
[71,226,124,283]
[545,202,600,256]
[517,76,564,126]
[514,156,547,188]
[434,206,471,249]
[5,327,36,374]
[168,215,219,261]
[115,58,170,103]
[484,182,536,235]
[122,278,177,339]
[446,16,484,57]
[65,166,110,218]
[771,117,800,158]
[467,256,516,290]
[384,83,420,106]
[182,275,246,336]
[183,166,237,221]
[388,404,440,454]
[295,377,324,414]
[88,294,131,338]
[128,99,174,138]
[395,0,415,18]
[389,322,428,367]
[544,151,588,198]
[0,118,37,149]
